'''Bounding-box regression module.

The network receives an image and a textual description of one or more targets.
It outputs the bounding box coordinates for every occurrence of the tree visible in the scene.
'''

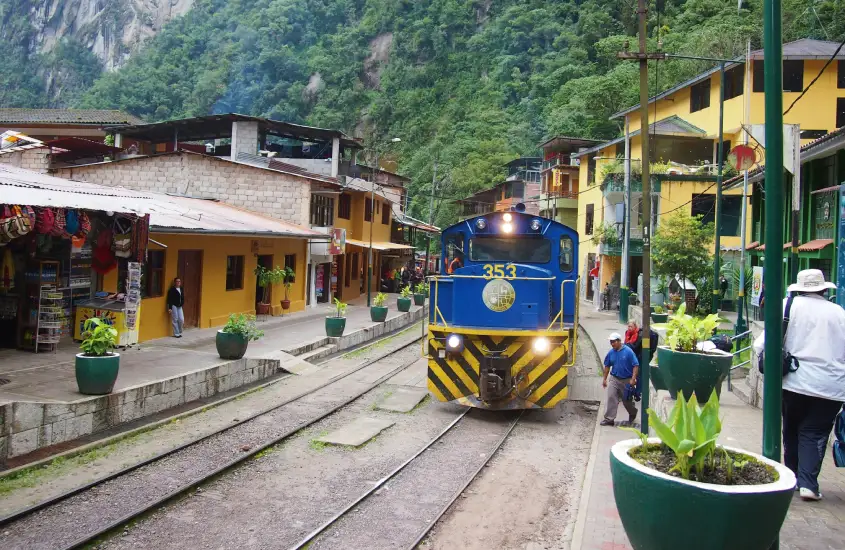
[652,211,714,291]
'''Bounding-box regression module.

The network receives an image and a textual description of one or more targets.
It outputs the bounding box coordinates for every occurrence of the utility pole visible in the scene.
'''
[712,62,726,313]
[763,8,785,549]
[619,118,631,324]
[367,147,379,307]
[735,40,751,338]
[637,0,652,435]
[425,159,438,275]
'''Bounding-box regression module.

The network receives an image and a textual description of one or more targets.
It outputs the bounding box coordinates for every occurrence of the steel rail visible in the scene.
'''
[0,327,422,530]
[60,340,424,550]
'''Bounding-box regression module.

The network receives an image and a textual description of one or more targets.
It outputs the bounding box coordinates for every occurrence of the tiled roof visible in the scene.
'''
[579,116,707,156]
[0,109,144,125]
[755,242,791,252]
[798,239,834,252]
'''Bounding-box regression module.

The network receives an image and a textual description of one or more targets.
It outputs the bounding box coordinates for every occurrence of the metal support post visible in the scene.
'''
[636,0,651,435]
[619,119,632,324]
[712,62,726,313]
[367,150,378,307]
[763,5,785,549]
[424,160,438,275]
[735,41,751,338]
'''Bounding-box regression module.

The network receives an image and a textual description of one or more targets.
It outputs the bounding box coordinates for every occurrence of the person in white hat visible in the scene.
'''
[600,332,639,426]
[753,269,845,501]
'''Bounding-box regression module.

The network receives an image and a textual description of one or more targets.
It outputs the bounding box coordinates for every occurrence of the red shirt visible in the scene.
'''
[624,328,638,345]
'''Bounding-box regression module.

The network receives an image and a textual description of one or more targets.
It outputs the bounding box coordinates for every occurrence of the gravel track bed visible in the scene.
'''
[0,344,422,550]
[307,409,519,550]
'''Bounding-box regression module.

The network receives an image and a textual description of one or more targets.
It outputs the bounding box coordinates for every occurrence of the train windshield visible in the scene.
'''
[468,237,551,263]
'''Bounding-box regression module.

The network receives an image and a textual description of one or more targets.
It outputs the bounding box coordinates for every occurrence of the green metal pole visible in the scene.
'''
[712,62,726,314]
[637,0,651,435]
[763,11,785,550]
[619,118,631,324]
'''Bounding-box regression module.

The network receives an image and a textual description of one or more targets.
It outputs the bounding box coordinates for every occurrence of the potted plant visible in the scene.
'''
[75,317,120,395]
[397,286,413,312]
[326,298,347,337]
[413,282,426,306]
[216,313,264,360]
[651,305,668,323]
[655,303,731,400]
[280,265,296,310]
[371,292,388,322]
[629,292,638,306]
[254,265,284,316]
[611,391,795,550]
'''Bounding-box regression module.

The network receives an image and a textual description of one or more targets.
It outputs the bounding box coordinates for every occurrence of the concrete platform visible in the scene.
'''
[316,417,396,447]
[375,386,429,413]
[0,299,425,462]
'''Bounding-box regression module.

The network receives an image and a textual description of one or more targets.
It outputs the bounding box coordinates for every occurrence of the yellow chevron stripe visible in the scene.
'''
[543,386,570,408]
[491,335,504,345]
[458,348,481,393]
[503,340,523,357]
[524,346,565,386]
[530,366,567,401]
[428,361,464,400]
[426,363,449,402]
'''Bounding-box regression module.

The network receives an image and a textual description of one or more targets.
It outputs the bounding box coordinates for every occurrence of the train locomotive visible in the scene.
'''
[426,208,580,410]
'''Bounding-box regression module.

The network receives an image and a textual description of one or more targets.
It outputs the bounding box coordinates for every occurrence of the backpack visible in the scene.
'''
[833,407,845,467]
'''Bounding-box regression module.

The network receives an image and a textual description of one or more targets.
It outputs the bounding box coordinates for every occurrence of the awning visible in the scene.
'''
[345,238,415,251]
[754,242,791,252]
[799,239,834,251]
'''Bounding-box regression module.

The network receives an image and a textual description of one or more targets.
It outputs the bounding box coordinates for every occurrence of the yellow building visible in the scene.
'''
[576,38,845,305]
[539,137,601,227]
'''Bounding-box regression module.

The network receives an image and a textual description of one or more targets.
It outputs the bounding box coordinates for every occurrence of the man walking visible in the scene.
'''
[754,269,845,501]
[601,332,639,426]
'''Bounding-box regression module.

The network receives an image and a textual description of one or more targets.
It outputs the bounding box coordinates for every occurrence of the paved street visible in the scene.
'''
[573,303,845,550]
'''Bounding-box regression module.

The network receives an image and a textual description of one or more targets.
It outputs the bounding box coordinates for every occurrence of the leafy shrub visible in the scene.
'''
[221,313,264,341]
[665,304,720,353]
[333,298,347,318]
[400,286,413,298]
[80,317,118,356]
[372,292,387,307]
[414,282,426,294]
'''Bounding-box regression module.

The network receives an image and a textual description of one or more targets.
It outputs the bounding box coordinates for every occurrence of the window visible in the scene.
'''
[585,204,595,235]
[226,255,244,290]
[469,237,551,263]
[351,253,359,280]
[382,203,390,224]
[690,78,711,112]
[837,98,845,129]
[344,254,351,287]
[559,236,574,272]
[753,60,764,92]
[783,60,804,92]
[144,250,165,298]
[719,140,732,164]
[364,198,373,222]
[284,254,296,279]
[723,66,744,101]
[587,155,597,185]
[839,61,845,89]
[444,232,465,272]
[310,195,334,227]
[690,194,743,236]
[338,193,352,220]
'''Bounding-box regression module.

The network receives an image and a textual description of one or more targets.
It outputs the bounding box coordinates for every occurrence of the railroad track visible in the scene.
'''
[290,408,523,550]
[0,333,424,550]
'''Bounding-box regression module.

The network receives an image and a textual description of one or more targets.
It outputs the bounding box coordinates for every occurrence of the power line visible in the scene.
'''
[783,35,845,115]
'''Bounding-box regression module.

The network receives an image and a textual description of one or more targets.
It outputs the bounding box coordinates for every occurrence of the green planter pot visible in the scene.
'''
[216,330,249,360]
[413,293,425,306]
[656,346,733,400]
[651,313,669,323]
[650,365,668,391]
[325,316,346,337]
[397,297,412,312]
[370,306,388,322]
[649,305,657,314]
[75,353,120,395]
[611,438,795,550]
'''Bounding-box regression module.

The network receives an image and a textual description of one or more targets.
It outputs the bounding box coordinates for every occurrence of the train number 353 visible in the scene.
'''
[482,264,517,280]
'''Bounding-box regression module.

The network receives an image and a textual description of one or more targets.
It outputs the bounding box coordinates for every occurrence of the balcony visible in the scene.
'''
[542,154,578,171]
[600,174,662,196]
[601,239,644,257]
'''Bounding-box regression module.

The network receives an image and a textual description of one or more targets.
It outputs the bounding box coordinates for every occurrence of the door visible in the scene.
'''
[178,250,203,328]
[306,262,313,306]
[336,255,345,301]
[255,255,273,306]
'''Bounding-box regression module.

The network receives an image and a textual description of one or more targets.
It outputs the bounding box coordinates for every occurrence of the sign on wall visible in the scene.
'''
[751,266,764,307]
[838,186,845,309]
[329,228,346,255]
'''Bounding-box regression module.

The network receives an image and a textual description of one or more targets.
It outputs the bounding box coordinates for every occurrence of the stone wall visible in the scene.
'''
[54,152,312,227]
[0,148,50,172]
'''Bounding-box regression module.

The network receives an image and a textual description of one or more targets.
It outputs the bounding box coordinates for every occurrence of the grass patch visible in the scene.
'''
[309,431,331,451]
[408,394,431,413]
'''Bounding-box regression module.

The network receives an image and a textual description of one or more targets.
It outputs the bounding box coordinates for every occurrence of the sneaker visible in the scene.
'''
[799,488,822,501]
[600,419,615,426]
[628,412,638,423]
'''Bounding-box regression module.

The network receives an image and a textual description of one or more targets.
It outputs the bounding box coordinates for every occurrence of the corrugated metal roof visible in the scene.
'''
[579,116,707,156]
[0,164,323,239]
[0,109,144,125]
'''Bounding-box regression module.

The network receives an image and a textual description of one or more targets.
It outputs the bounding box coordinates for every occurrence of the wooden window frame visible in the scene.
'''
[783,60,804,93]
[226,255,245,291]
[585,204,595,235]
[144,250,166,298]
[837,97,845,130]
[382,203,390,225]
[338,193,352,220]
[310,195,334,227]
[364,198,373,222]
[723,65,744,101]
[690,78,711,113]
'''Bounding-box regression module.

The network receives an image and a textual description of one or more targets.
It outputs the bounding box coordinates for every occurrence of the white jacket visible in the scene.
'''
[753,294,845,401]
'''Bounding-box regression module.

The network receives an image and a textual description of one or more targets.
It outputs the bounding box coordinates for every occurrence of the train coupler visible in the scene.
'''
[479,354,512,402]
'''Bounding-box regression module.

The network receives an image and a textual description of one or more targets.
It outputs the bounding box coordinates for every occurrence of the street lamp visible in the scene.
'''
[368,137,402,307]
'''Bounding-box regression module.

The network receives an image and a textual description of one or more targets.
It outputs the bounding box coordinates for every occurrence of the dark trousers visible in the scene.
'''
[782,390,843,493]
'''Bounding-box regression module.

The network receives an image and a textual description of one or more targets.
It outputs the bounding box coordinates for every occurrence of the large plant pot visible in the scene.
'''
[611,438,795,550]
[75,353,120,395]
[413,293,425,306]
[397,297,412,312]
[280,299,291,310]
[629,295,638,306]
[370,306,388,322]
[256,302,271,316]
[216,330,249,360]
[651,313,669,323]
[326,316,346,337]
[656,346,733,400]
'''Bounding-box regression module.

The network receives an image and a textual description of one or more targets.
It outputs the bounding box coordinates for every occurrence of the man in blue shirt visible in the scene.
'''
[600,332,640,426]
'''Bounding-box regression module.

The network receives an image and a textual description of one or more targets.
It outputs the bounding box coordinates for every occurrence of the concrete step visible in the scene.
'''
[283,337,331,356]
[299,344,338,363]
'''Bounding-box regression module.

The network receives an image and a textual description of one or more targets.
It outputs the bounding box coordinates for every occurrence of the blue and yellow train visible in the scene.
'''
[427,208,580,410]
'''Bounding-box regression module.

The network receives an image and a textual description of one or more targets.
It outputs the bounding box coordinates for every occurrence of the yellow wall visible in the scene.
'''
[137,233,308,342]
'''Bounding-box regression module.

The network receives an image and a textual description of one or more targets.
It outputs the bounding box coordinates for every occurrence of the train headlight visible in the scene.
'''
[502,222,513,233]
[446,334,464,352]
[530,219,542,231]
[503,212,513,222]
[475,218,487,230]
[532,337,551,354]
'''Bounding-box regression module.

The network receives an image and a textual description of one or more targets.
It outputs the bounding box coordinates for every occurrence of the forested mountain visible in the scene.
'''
[2,0,842,228]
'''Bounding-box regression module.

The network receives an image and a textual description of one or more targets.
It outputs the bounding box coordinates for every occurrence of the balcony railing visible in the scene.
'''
[601,238,644,257]
[600,174,662,195]
[542,154,577,171]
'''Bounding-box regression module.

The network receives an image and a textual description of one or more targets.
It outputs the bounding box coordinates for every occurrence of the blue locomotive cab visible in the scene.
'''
[427,211,581,410]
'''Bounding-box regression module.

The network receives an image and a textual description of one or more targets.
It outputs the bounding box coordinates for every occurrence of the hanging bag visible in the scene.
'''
[757,294,800,377]
[35,208,55,234]
[50,208,67,237]
[0,205,29,242]
[833,406,845,467]
[65,210,80,236]
[77,211,91,237]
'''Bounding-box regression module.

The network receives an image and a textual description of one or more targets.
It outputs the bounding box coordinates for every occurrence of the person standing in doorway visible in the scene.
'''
[167,277,185,338]
[754,269,845,501]
[600,332,639,426]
